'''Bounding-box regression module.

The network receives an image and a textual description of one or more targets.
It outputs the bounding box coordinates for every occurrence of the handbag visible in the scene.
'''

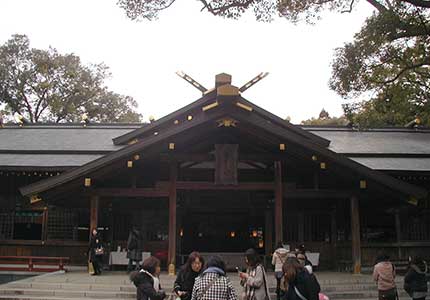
[88,261,94,275]
[379,288,398,300]
[95,247,104,256]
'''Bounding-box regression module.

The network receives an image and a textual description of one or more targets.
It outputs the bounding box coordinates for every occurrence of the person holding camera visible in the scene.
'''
[174,252,204,300]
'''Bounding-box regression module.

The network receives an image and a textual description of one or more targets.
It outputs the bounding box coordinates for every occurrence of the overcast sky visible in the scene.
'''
[0,0,375,123]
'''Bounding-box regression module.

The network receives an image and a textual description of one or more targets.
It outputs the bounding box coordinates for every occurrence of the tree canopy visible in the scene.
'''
[117,0,430,127]
[0,34,142,123]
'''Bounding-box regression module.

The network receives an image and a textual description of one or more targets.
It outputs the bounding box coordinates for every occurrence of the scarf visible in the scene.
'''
[140,269,160,291]
[203,266,225,276]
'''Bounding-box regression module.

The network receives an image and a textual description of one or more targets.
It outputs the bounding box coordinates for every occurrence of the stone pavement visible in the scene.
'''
[0,269,428,300]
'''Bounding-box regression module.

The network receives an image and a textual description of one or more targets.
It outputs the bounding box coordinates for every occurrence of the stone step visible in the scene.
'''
[0,296,123,300]
[0,288,134,299]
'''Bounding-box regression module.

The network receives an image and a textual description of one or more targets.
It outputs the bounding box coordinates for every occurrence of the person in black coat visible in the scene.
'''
[127,226,143,272]
[174,251,204,300]
[89,229,103,275]
[130,256,166,300]
[282,257,320,300]
[404,256,429,300]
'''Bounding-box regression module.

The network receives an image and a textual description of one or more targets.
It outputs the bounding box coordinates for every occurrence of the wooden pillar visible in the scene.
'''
[330,208,337,269]
[89,195,99,239]
[330,208,337,245]
[41,206,49,242]
[350,196,361,274]
[395,210,402,259]
[168,163,177,275]
[313,171,319,190]
[264,209,273,255]
[298,211,305,243]
[274,161,283,244]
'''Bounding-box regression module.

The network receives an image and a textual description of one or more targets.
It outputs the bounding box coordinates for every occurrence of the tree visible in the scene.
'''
[118,0,430,127]
[301,109,348,125]
[330,2,430,125]
[0,34,142,123]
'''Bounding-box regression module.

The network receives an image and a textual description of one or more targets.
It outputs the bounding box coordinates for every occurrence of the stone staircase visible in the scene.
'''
[0,271,429,300]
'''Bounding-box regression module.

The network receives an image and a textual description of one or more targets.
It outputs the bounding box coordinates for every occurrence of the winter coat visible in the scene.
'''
[404,261,429,296]
[132,271,166,300]
[88,234,103,262]
[272,248,289,272]
[127,229,143,261]
[284,269,320,300]
[191,267,237,300]
[241,264,271,300]
[373,261,396,291]
[174,267,201,300]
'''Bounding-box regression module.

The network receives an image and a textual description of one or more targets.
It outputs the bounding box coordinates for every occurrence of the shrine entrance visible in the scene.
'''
[179,191,268,254]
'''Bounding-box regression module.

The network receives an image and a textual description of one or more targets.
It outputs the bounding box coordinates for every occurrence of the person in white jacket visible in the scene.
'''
[272,242,288,300]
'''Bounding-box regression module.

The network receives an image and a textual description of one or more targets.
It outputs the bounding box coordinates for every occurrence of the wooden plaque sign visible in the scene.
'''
[215,144,238,185]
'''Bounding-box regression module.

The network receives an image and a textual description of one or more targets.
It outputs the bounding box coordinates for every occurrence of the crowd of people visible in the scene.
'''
[128,244,323,300]
[88,229,429,300]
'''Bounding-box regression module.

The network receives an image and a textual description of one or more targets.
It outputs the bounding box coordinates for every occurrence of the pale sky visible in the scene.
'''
[0,0,375,123]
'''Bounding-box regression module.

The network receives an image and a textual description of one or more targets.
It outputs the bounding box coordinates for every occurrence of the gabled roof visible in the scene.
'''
[19,84,427,200]
[112,89,330,147]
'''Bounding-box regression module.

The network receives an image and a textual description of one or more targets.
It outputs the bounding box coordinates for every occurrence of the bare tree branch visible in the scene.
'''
[365,0,388,11]
[401,0,430,8]
[341,0,356,13]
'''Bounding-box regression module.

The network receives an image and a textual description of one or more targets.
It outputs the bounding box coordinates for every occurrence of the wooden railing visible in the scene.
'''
[0,256,70,272]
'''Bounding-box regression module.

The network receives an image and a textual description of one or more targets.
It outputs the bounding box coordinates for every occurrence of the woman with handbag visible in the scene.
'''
[282,257,319,300]
[89,228,103,276]
[239,248,271,300]
[191,256,237,300]
[272,242,288,300]
[373,253,397,300]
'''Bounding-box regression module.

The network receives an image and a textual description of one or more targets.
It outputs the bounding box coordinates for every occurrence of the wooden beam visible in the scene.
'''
[274,161,283,245]
[350,196,361,274]
[89,195,99,240]
[156,181,275,191]
[88,184,352,199]
[160,153,292,163]
[168,163,177,274]
[89,188,169,198]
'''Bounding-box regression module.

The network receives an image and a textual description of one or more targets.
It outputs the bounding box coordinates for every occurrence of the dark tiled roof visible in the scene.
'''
[1,124,430,172]
[0,153,103,168]
[351,157,430,171]
[306,127,430,154]
[0,124,139,152]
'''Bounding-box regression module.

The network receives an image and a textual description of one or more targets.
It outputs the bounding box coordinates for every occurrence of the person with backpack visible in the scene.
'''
[373,253,397,300]
[272,242,288,300]
[282,257,319,300]
[127,226,143,272]
[191,256,237,300]
[239,248,271,300]
[404,256,429,300]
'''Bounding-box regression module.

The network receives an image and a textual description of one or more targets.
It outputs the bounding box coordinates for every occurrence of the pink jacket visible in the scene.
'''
[373,262,396,291]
